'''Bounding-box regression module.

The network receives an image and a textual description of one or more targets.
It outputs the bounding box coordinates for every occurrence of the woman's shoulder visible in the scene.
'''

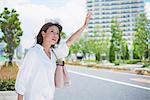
[52,40,69,59]
[54,40,68,48]
[25,44,40,56]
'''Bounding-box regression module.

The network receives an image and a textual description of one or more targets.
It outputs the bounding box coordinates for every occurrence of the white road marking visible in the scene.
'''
[67,65,150,78]
[68,70,150,91]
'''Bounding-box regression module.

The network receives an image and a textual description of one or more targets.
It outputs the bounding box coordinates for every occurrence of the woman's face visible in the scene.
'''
[42,25,60,45]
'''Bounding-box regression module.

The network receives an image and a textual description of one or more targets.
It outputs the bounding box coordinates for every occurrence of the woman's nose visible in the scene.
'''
[53,32,58,35]
[53,33,58,38]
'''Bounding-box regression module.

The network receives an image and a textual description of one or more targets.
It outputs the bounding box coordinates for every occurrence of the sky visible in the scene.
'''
[0,0,150,49]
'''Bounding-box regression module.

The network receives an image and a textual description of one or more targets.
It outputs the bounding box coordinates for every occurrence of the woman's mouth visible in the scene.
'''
[52,39,57,41]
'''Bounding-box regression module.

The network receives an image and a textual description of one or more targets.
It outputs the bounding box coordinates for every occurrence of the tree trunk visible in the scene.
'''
[8,54,13,66]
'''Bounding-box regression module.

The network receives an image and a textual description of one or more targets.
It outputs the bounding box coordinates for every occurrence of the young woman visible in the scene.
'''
[15,12,92,100]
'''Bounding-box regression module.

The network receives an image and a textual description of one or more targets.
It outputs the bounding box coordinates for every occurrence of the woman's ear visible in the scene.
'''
[41,31,46,38]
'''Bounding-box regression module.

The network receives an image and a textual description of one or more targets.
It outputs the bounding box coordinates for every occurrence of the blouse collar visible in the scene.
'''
[35,44,52,51]
[35,44,44,50]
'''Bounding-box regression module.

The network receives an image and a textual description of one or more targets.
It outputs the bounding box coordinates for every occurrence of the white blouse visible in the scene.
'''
[15,41,69,100]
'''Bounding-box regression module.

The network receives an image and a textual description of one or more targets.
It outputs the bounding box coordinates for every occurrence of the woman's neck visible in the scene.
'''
[42,42,51,52]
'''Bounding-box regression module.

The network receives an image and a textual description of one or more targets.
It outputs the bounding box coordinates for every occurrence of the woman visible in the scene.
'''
[15,12,92,100]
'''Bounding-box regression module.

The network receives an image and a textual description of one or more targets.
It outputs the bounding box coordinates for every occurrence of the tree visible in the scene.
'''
[69,38,83,55]
[147,19,150,60]
[99,35,110,61]
[121,40,129,61]
[84,26,110,62]
[109,19,123,62]
[86,30,101,61]
[69,28,110,62]
[60,32,67,39]
[87,36,101,61]
[69,32,89,57]
[133,13,149,60]
[0,7,23,64]
[89,25,103,61]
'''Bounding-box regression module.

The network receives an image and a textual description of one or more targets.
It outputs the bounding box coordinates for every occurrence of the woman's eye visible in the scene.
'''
[51,31,53,32]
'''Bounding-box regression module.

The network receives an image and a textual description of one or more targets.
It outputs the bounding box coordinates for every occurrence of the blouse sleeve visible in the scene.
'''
[53,41,69,59]
[15,48,36,95]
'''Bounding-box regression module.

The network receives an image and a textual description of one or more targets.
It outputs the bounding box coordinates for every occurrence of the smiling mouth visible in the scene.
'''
[52,39,57,41]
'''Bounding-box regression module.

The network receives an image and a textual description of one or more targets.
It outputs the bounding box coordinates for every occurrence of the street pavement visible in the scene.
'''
[54,65,150,100]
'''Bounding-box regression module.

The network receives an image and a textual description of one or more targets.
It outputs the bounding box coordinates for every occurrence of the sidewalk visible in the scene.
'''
[0,91,17,100]
[96,63,143,68]
[66,61,150,76]
[0,62,17,100]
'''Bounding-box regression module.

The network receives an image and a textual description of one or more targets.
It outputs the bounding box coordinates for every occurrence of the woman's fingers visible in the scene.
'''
[84,12,92,26]
[86,12,92,18]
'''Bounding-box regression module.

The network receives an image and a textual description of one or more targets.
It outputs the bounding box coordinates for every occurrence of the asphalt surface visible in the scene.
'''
[54,65,150,100]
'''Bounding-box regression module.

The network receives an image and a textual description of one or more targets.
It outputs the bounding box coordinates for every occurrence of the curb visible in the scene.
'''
[65,62,150,76]
[132,68,150,76]
[0,91,17,100]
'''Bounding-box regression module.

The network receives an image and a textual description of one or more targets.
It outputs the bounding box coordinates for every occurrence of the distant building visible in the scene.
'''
[86,0,145,58]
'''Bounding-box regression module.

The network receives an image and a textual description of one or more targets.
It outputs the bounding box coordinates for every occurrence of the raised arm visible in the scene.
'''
[66,12,92,47]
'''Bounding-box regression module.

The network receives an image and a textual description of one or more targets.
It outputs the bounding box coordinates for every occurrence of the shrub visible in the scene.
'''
[0,61,19,91]
[124,59,141,64]
[142,64,150,68]
[0,79,15,91]
[114,60,120,65]
[83,59,96,63]
[142,59,150,64]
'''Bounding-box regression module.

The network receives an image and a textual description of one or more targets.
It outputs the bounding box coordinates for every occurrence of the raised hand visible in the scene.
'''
[83,12,92,27]
[66,12,92,47]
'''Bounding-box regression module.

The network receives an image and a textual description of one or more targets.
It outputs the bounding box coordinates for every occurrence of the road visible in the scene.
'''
[0,65,150,100]
[54,65,150,100]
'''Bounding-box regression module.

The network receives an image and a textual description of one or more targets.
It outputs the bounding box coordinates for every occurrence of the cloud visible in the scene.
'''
[0,0,87,49]
[1,0,150,50]
[0,0,30,8]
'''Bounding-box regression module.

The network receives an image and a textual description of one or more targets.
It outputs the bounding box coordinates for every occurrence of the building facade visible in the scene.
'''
[86,0,145,56]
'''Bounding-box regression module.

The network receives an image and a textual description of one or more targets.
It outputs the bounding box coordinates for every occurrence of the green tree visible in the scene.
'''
[121,40,129,61]
[69,38,83,55]
[85,26,110,62]
[133,13,149,60]
[109,19,123,62]
[90,25,103,61]
[87,30,101,61]
[69,29,110,62]
[60,32,67,39]
[88,37,101,61]
[69,32,90,57]
[0,7,23,64]
[147,19,150,60]
[99,35,110,61]
[69,31,99,60]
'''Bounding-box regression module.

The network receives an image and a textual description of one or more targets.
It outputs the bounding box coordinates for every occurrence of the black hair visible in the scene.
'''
[36,22,62,48]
